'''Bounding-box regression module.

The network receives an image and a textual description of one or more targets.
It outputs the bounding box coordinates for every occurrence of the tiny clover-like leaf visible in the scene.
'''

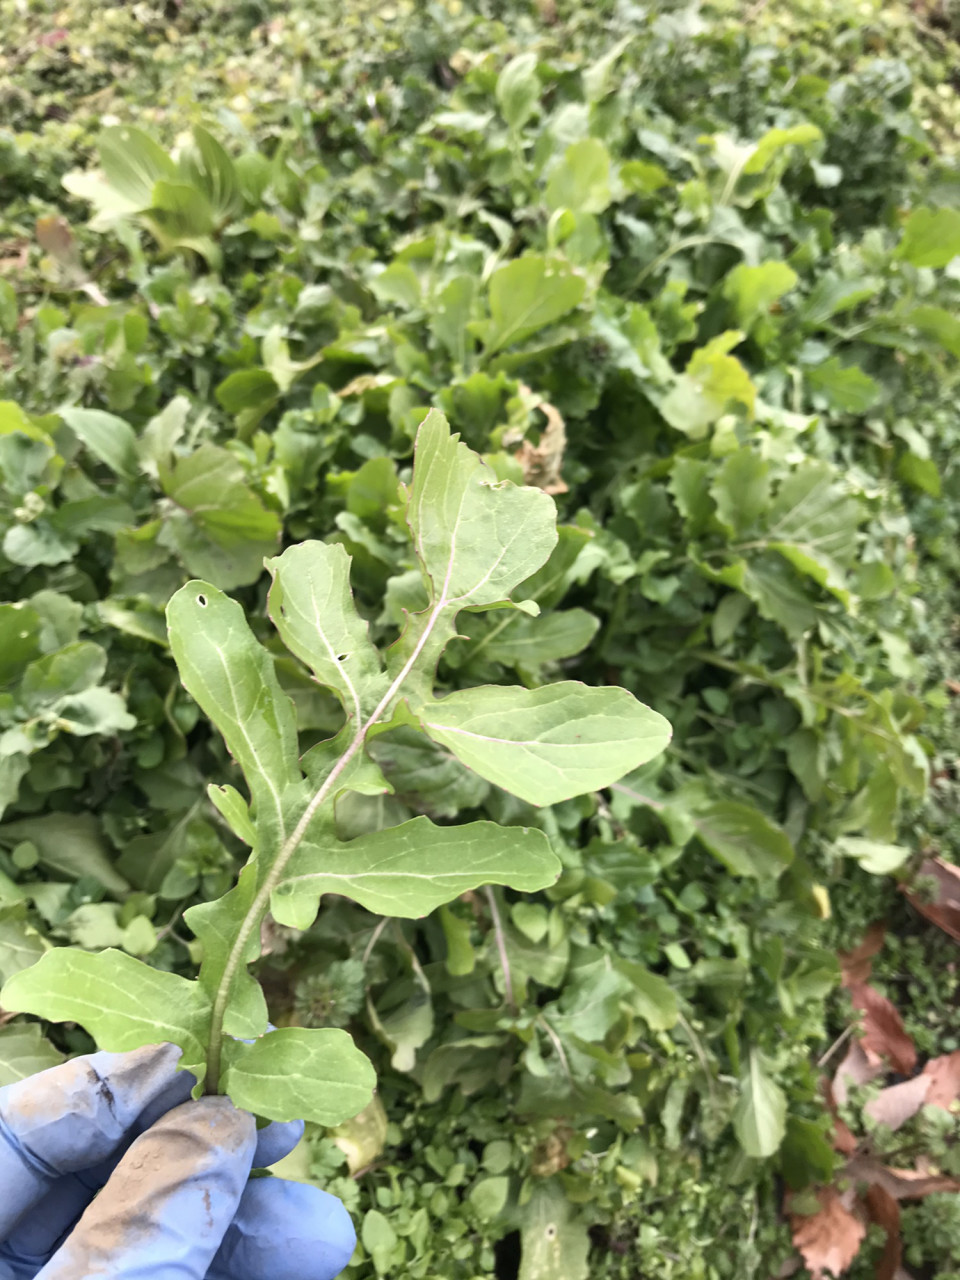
[266,541,388,722]
[1,948,210,1085]
[220,1027,375,1125]
[272,815,560,928]
[418,682,672,806]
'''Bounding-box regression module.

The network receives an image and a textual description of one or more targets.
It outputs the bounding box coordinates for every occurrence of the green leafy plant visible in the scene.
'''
[3,0,960,1273]
[0,409,670,1122]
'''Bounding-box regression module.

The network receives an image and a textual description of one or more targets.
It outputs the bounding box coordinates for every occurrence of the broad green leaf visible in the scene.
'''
[0,759,28,823]
[743,123,822,175]
[369,728,490,819]
[781,1116,838,1191]
[179,126,243,224]
[57,407,139,479]
[0,813,128,895]
[481,256,585,355]
[138,396,190,478]
[496,52,539,130]
[183,866,267,1039]
[148,179,215,245]
[805,357,880,413]
[556,964,632,1041]
[740,556,818,639]
[723,262,797,328]
[801,274,879,326]
[420,682,672,806]
[0,906,46,982]
[469,1176,510,1221]
[896,206,960,268]
[711,450,770,534]
[765,461,860,601]
[362,1209,398,1265]
[215,368,280,419]
[837,837,910,875]
[370,261,420,309]
[545,139,613,214]
[659,332,755,437]
[0,1022,64,1085]
[220,1027,375,1124]
[166,581,302,837]
[612,956,678,1031]
[733,1050,787,1157]
[0,603,41,685]
[0,280,17,335]
[272,815,560,928]
[519,1184,589,1280]
[1,948,210,1083]
[403,410,557,659]
[904,304,960,359]
[690,800,794,878]
[207,783,256,846]
[158,443,281,588]
[430,275,477,368]
[98,125,176,207]
[371,982,433,1072]
[583,34,632,102]
[460,607,600,669]
[266,541,387,722]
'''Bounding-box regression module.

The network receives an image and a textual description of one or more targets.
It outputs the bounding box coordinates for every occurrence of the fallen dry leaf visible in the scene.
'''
[789,1187,866,1279]
[865,1075,931,1132]
[846,1155,960,1201]
[864,1183,901,1280]
[36,216,78,269]
[511,385,568,495]
[921,1050,960,1111]
[833,1040,884,1109]
[839,922,886,988]
[848,983,917,1076]
[904,858,960,944]
[821,1072,859,1154]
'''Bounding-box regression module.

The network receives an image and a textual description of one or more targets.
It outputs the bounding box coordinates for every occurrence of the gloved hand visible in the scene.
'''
[0,1041,356,1280]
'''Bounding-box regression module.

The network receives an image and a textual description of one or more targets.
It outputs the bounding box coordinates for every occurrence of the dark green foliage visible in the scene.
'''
[2,0,960,1273]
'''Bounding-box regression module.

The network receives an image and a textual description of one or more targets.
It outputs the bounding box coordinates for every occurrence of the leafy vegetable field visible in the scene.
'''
[2,0,960,1275]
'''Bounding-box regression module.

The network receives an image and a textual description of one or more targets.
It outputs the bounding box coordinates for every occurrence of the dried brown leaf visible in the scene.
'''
[833,1040,884,1109]
[846,1155,960,1201]
[839,923,887,989]
[904,858,960,944]
[789,1187,866,1279]
[921,1050,960,1111]
[864,1184,901,1280]
[35,215,77,266]
[511,386,568,494]
[864,1075,931,1132]
[849,983,917,1076]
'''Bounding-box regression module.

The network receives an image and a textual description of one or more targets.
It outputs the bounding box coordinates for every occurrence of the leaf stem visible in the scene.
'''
[485,885,516,1012]
[205,597,448,1093]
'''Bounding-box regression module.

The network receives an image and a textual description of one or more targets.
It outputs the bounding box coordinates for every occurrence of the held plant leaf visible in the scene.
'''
[1,409,669,1126]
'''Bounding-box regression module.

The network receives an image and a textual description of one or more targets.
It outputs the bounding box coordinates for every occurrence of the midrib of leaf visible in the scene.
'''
[485,286,559,357]
[298,580,363,726]
[209,639,288,842]
[205,523,464,1090]
[458,562,567,664]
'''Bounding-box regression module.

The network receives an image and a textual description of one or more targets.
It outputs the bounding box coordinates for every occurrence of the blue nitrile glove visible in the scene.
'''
[0,1041,356,1280]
